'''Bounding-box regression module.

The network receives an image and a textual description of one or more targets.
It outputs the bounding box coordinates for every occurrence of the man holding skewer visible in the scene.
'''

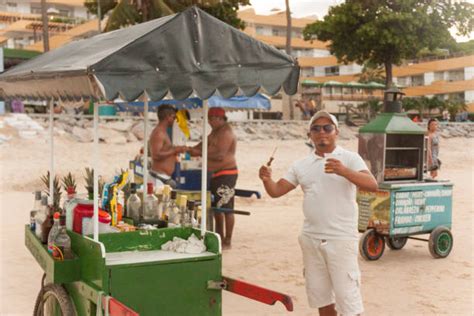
[259,110,378,316]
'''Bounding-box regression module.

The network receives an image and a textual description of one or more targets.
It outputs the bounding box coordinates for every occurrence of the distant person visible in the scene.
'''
[53,103,64,114]
[442,109,450,122]
[412,115,421,122]
[189,107,238,249]
[259,110,377,316]
[149,104,187,188]
[427,118,441,179]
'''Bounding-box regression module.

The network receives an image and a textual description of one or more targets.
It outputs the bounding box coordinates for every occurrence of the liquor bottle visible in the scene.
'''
[53,215,73,260]
[167,191,180,225]
[63,187,77,231]
[40,200,54,244]
[47,212,61,253]
[184,200,195,228]
[34,195,48,238]
[143,183,159,221]
[178,195,188,226]
[159,185,172,221]
[126,183,141,224]
[194,205,201,228]
[30,191,42,231]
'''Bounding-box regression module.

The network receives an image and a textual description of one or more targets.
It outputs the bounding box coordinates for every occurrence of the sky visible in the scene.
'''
[243,0,473,42]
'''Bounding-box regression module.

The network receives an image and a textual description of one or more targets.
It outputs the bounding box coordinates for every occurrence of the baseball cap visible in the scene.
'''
[308,110,339,129]
[208,107,226,118]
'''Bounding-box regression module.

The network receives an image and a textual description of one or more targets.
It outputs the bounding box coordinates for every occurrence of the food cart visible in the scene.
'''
[0,7,299,315]
[357,88,453,260]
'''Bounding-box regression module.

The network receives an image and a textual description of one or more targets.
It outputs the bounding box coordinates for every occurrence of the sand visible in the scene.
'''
[0,129,472,315]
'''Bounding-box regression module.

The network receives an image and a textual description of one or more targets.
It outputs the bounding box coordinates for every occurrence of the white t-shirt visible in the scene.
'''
[284,146,368,240]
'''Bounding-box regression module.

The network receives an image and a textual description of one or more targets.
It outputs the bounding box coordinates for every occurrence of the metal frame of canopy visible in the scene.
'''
[0,6,299,244]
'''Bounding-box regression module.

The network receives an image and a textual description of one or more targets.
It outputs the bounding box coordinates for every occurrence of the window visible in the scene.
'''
[255,26,265,35]
[397,77,408,86]
[301,68,315,77]
[447,69,464,82]
[434,71,444,82]
[410,75,424,87]
[272,28,286,37]
[325,66,339,76]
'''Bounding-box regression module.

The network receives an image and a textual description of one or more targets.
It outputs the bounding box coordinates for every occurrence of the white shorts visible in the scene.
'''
[298,234,363,315]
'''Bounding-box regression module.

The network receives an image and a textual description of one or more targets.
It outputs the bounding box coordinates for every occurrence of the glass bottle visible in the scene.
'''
[167,191,180,226]
[126,183,142,225]
[47,212,60,252]
[64,187,77,231]
[53,215,73,260]
[184,200,195,228]
[159,185,171,221]
[40,201,54,244]
[30,191,42,231]
[35,195,48,239]
[178,195,188,226]
[143,183,159,221]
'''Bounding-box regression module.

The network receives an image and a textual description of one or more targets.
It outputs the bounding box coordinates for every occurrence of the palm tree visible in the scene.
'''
[85,0,248,32]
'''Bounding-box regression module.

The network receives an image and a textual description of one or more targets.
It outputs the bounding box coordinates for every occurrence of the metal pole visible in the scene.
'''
[93,101,99,241]
[97,0,102,33]
[49,99,54,205]
[143,93,149,205]
[200,100,209,235]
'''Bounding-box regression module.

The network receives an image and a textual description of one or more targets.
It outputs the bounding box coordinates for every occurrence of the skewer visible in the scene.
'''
[266,147,278,166]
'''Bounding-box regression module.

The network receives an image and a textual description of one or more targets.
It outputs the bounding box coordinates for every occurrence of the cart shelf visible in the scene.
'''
[24,225,81,284]
[105,249,217,266]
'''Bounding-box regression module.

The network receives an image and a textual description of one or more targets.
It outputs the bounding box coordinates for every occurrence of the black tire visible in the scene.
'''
[359,229,385,261]
[385,236,408,250]
[33,283,76,316]
[429,227,453,259]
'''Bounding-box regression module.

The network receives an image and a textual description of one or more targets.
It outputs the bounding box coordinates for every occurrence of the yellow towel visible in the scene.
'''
[176,109,190,138]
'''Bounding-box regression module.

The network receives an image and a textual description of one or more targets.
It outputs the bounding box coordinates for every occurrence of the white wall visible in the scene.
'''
[311,49,331,57]
[339,64,363,75]
[465,90,474,103]
[313,66,326,77]
[424,72,434,85]
[465,67,474,80]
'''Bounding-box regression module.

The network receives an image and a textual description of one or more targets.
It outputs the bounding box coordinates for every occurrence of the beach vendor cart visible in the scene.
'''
[357,88,453,260]
[0,7,299,315]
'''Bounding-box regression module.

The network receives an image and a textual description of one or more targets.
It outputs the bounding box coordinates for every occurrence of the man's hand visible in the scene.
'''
[325,158,348,176]
[173,146,188,154]
[259,165,272,182]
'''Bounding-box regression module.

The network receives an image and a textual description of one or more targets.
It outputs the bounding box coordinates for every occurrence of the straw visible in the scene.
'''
[266,147,278,166]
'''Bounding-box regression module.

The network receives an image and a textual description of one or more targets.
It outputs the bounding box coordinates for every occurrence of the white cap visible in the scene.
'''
[308,110,339,129]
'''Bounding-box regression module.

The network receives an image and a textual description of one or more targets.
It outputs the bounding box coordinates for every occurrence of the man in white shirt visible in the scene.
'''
[259,110,378,316]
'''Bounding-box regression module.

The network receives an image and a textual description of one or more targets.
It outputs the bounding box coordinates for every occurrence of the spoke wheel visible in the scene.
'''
[429,227,453,259]
[33,283,76,316]
[359,229,385,261]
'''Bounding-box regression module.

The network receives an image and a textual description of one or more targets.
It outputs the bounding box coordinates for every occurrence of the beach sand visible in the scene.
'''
[1,131,472,315]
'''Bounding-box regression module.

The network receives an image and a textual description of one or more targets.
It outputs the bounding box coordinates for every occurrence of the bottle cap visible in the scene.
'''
[35,191,42,200]
[54,212,60,219]
[147,183,154,194]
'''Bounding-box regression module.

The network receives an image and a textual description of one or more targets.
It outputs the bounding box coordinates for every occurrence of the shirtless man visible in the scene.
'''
[189,107,238,249]
[149,104,186,188]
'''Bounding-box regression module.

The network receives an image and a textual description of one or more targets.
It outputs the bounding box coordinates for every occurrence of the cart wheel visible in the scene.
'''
[385,237,408,250]
[429,227,453,259]
[33,283,77,316]
[359,229,385,261]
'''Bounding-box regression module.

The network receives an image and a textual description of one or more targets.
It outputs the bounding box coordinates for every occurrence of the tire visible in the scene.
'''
[429,227,453,259]
[385,236,408,250]
[33,283,77,316]
[359,229,385,261]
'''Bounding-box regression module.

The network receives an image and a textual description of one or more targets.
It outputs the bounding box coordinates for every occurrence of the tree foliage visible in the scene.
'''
[84,0,249,32]
[303,0,474,86]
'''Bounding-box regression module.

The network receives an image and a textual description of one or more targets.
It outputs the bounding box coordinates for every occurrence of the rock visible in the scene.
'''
[99,127,128,144]
[126,132,138,143]
[71,126,93,142]
[130,121,154,141]
[107,121,135,132]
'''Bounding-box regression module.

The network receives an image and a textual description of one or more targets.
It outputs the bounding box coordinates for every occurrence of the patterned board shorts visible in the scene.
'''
[210,168,238,209]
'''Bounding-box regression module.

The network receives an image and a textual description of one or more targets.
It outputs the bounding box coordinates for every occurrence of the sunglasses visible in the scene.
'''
[310,124,335,133]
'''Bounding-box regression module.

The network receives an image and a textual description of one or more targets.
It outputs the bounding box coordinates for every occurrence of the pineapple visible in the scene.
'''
[61,172,77,193]
[40,171,62,211]
[84,167,104,199]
